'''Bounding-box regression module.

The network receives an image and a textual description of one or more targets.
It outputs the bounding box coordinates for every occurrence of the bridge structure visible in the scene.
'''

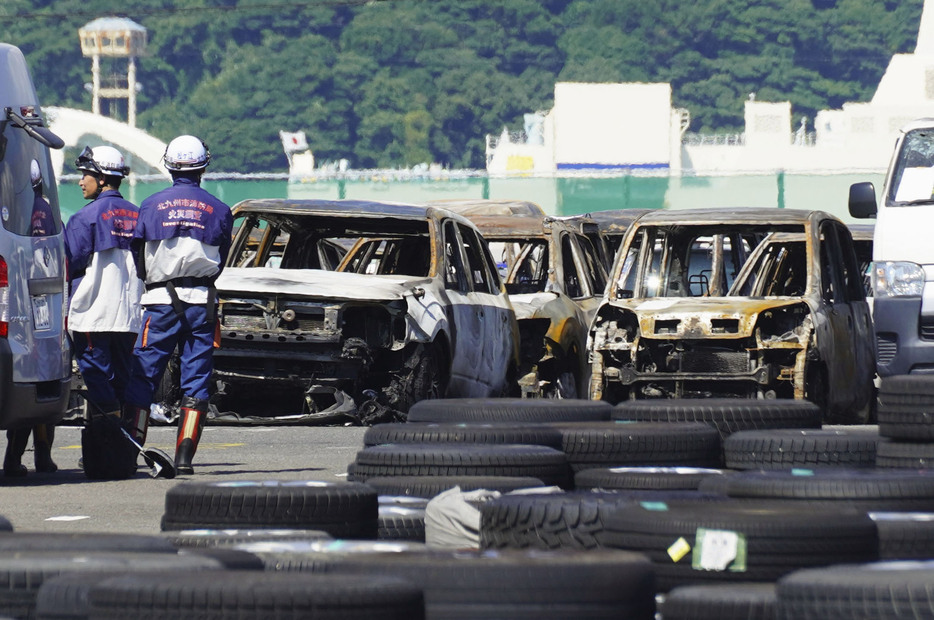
[44,106,170,181]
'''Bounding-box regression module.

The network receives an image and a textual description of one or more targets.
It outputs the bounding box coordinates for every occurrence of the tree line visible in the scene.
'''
[2,0,923,173]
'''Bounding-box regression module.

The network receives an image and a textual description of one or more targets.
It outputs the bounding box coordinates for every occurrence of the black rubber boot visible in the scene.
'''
[33,424,57,473]
[123,404,150,446]
[175,397,208,475]
[4,428,30,476]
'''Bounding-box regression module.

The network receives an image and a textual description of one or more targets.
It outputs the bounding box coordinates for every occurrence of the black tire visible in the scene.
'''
[697,468,934,512]
[160,480,378,539]
[0,517,11,532]
[660,582,777,620]
[350,443,573,488]
[306,547,657,619]
[549,421,721,472]
[876,437,934,468]
[5,550,232,620]
[479,490,724,551]
[877,374,934,439]
[480,491,630,551]
[379,505,426,542]
[234,539,429,572]
[602,501,877,591]
[407,398,612,423]
[870,511,934,559]
[163,528,333,548]
[84,571,424,619]
[364,421,564,448]
[776,561,934,619]
[574,466,727,491]
[362,475,548,498]
[0,532,177,553]
[723,428,880,470]
[612,398,821,440]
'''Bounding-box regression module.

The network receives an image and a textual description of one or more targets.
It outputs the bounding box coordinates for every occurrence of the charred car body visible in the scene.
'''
[432,200,608,399]
[212,199,520,422]
[589,208,876,423]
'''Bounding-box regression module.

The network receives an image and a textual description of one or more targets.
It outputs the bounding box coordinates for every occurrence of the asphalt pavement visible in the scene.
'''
[0,421,368,535]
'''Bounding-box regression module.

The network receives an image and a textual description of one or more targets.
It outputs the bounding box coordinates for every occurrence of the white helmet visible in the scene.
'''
[163,135,211,171]
[30,159,42,187]
[74,145,129,178]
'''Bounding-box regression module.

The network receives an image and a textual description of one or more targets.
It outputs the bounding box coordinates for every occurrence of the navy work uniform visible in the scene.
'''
[124,135,232,474]
[64,146,141,422]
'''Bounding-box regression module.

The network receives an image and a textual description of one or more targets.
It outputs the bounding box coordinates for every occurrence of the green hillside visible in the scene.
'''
[1,0,923,172]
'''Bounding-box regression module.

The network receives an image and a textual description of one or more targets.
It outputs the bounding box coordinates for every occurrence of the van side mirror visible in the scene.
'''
[5,107,64,149]
[849,182,877,219]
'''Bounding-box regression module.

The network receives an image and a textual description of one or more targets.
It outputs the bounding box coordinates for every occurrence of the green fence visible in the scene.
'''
[58,171,885,223]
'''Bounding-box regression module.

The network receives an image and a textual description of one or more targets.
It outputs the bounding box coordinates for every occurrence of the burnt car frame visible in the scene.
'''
[588,208,876,423]
[210,199,520,422]
[432,200,608,398]
[562,208,653,271]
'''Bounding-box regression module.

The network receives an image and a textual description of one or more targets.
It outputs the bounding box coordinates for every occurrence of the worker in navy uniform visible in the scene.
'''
[63,146,142,476]
[124,135,232,475]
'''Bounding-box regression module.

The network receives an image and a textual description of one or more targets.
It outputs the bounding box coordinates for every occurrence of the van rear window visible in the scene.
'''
[0,127,62,237]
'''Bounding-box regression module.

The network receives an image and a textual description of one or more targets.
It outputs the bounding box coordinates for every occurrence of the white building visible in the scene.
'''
[487,0,934,177]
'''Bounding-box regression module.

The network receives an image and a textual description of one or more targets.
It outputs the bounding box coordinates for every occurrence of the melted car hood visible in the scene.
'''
[216,267,430,301]
[509,292,559,320]
[608,296,809,338]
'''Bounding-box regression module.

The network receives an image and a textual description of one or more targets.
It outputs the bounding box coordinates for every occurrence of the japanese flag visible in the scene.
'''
[280,130,309,153]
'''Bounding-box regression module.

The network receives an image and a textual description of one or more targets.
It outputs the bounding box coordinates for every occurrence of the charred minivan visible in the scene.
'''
[0,43,71,429]
[431,200,608,399]
[588,208,875,423]
[210,199,520,423]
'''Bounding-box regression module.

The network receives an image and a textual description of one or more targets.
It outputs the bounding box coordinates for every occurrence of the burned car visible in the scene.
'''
[589,208,876,423]
[431,200,608,398]
[209,199,520,423]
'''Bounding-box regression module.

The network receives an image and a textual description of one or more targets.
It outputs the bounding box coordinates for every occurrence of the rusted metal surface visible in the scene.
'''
[589,208,876,422]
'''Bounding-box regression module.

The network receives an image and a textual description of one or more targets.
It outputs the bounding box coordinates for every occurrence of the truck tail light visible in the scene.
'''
[0,256,8,337]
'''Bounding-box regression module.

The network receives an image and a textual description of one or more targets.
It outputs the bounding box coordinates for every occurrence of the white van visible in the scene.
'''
[0,43,71,428]
[850,118,934,376]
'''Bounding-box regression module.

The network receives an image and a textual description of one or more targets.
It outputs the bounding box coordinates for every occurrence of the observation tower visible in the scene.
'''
[78,17,146,127]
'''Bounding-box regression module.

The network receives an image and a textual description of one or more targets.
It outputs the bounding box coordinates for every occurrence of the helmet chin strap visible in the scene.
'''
[90,175,107,199]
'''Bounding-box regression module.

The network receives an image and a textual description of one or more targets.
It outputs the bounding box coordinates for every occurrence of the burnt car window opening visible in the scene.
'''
[561,233,583,298]
[346,237,428,277]
[577,234,608,295]
[820,224,842,303]
[835,225,866,302]
[734,240,807,297]
[616,233,643,299]
[819,222,864,304]
[509,241,548,295]
[443,220,470,292]
[459,225,497,295]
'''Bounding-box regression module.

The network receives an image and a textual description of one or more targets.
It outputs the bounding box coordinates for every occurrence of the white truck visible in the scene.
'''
[850,118,934,376]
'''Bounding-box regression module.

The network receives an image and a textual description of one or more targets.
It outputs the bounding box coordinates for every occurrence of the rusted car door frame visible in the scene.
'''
[439,218,486,395]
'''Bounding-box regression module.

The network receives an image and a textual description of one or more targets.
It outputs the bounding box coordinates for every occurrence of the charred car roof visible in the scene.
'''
[232,198,478,227]
[627,207,831,227]
[424,199,546,218]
